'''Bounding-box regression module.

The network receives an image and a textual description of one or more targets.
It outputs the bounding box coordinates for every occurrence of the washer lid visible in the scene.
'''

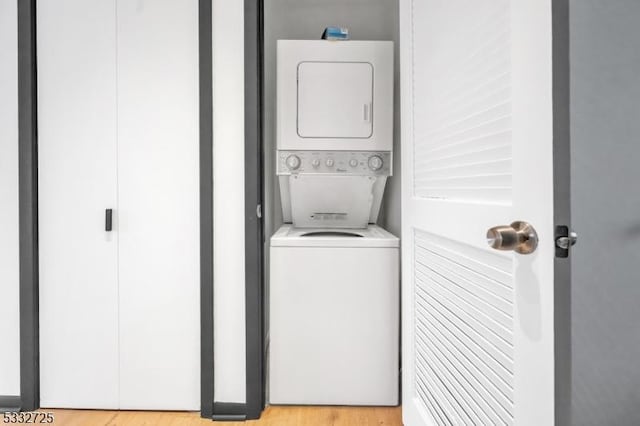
[270,224,399,248]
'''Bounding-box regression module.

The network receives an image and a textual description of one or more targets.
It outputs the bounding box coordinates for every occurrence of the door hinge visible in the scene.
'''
[555,225,578,258]
[256,204,262,219]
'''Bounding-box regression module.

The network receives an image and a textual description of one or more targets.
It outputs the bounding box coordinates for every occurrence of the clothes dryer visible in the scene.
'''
[276,40,394,229]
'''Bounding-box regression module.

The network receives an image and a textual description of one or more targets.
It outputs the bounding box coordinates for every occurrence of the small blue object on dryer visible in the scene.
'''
[321,26,349,40]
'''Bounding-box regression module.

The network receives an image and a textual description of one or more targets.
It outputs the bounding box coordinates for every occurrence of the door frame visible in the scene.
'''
[243,0,266,420]
[552,0,571,424]
[199,0,215,418]
[17,0,39,412]
[209,0,265,420]
[208,0,265,421]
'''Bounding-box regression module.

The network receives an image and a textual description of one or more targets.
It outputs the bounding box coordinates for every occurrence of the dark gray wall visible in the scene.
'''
[570,1,640,425]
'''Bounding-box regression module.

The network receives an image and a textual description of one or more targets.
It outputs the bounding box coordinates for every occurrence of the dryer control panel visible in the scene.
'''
[277,151,392,176]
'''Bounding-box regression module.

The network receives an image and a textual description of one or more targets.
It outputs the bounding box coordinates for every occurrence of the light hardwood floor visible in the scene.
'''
[45,406,402,426]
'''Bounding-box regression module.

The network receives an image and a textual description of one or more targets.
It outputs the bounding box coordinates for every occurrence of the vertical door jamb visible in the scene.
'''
[199,0,215,418]
[552,0,572,424]
[18,0,39,413]
[244,0,266,420]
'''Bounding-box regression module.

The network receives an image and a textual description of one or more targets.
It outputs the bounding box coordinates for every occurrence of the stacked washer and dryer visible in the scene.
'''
[269,40,399,406]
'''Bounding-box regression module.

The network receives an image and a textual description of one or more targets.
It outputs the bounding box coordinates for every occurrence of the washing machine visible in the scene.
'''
[269,225,399,405]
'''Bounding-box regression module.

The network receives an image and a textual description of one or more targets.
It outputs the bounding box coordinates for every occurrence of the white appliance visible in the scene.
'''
[277,40,393,229]
[269,225,399,405]
[270,39,399,406]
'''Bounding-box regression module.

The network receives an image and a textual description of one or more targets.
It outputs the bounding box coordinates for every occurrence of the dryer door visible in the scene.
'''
[277,40,393,151]
[297,61,373,139]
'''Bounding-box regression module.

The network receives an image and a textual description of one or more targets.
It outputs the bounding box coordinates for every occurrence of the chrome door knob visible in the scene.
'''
[486,221,538,254]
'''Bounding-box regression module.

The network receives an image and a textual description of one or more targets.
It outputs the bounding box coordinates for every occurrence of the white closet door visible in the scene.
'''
[38,0,120,409]
[0,0,20,396]
[116,0,200,410]
[401,1,557,425]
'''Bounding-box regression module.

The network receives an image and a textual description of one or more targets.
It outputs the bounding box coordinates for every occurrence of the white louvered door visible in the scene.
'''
[401,1,556,425]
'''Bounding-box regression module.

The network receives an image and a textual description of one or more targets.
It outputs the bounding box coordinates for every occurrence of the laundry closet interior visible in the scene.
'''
[260,0,402,408]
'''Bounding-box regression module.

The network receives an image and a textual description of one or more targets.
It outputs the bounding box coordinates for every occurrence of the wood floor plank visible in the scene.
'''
[44,406,402,426]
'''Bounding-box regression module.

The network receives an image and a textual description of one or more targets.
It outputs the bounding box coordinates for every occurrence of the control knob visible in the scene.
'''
[368,155,383,171]
[311,159,321,168]
[325,158,335,167]
[349,159,358,168]
[286,154,301,170]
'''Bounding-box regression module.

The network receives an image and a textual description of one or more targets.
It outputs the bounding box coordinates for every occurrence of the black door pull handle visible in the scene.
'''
[105,209,113,232]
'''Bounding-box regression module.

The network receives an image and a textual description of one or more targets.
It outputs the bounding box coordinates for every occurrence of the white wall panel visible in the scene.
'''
[212,0,247,403]
[0,0,20,397]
